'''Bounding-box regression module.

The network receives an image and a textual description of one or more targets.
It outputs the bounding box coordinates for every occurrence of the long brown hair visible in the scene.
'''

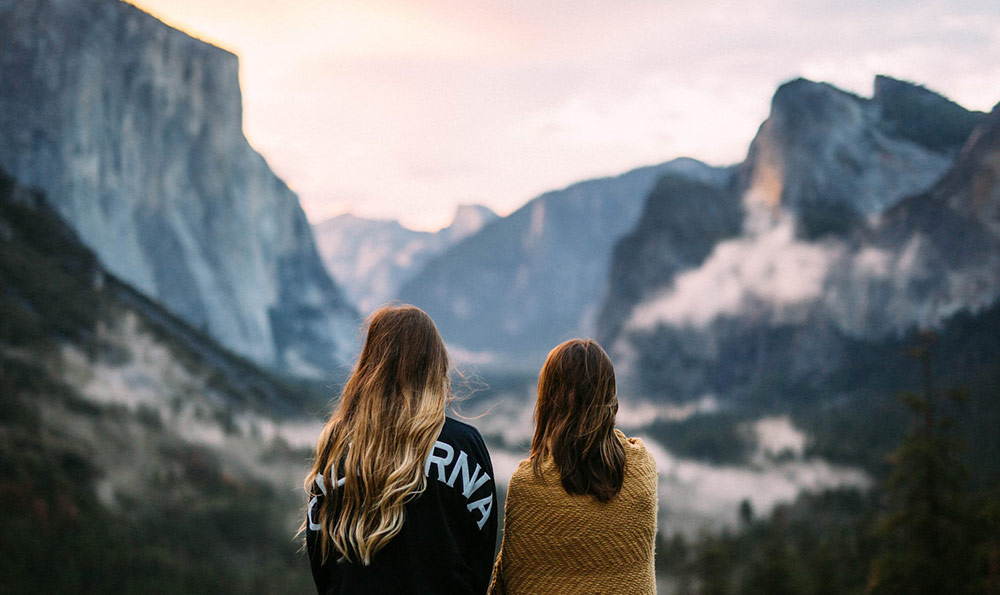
[530,338,626,502]
[303,305,450,564]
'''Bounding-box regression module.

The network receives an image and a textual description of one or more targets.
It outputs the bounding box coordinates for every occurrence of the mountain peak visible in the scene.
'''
[441,204,498,243]
[873,75,955,108]
[315,212,411,235]
[452,203,496,220]
[873,74,984,152]
[768,78,866,131]
[739,76,956,219]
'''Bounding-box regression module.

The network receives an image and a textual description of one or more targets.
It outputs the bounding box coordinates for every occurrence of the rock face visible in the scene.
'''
[398,159,728,368]
[604,77,997,399]
[0,0,358,377]
[596,167,739,345]
[874,75,988,153]
[313,204,497,314]
[737,78,972,232]
[828,100,1000,337]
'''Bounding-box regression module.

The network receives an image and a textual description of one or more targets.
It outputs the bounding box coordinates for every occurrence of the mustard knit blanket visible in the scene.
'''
[489,430,658,594]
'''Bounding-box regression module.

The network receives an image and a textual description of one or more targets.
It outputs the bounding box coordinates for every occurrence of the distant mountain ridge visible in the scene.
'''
[604,76,999,399]
[395,76,991,376]
[313,204,497,314]
[0,0,358,378]
[398,159,730,368]
[3,0,992,400]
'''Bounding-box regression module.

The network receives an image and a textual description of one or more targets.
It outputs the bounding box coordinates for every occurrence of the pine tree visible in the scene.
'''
[971,487,1000,595]
[695,533,733,595]
[741,506,809,595]
[867,332,974,594]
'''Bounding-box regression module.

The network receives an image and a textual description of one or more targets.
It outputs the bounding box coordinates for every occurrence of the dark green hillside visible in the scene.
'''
[1,169,330,593]
[0,172,104,346]
[792,301,1000,486]
[656,303,1000,593]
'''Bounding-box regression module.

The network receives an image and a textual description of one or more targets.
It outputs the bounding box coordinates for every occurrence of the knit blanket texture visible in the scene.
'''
[489,430,658,594]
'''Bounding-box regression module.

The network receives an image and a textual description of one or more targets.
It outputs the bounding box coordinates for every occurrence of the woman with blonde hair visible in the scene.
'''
[304,305,497,594]
[489,339,658,594]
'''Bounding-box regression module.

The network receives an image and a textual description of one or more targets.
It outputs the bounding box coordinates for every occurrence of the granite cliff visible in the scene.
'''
[0,0,358,378]
[737,77,974,230]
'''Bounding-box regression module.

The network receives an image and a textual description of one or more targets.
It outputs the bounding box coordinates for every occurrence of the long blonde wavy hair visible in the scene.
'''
[304,305,450,565]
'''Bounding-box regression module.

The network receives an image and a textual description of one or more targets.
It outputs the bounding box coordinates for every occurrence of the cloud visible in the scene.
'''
[640,432,870,533]
[523,73,771,166]
[626,219,845,331]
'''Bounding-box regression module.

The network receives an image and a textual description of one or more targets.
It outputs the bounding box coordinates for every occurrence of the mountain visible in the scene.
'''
[873,74,989,152]
[0,168,322,592]
[441,204,499,244]
[398,159,728,369]
[826,97,1000,337]
[604,77,997,399]
[737,77,978,232]
[0,0,358,378]
[596,168,740,344]
[313,204,497,314]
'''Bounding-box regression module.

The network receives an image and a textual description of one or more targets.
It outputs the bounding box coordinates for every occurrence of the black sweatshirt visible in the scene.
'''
[307,417,498,595]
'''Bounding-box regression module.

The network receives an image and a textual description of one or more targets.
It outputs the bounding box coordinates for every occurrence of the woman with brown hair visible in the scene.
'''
[304,305,497,594]
[489,339,658,594]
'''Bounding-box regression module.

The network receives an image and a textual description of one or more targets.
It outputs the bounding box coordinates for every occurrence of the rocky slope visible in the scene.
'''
[605,77,997,399]
[313,204,497,313]
[0,0,358,378]
[398,159,728,369]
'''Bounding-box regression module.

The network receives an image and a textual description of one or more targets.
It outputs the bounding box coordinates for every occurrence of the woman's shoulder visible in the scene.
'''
[508,457,552,494]
[442,415,485,438]
[509,458,534,482]
[441,416,488,450]
[615,429,657,473]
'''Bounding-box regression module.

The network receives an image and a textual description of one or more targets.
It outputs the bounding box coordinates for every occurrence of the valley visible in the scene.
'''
[1,0,998,592]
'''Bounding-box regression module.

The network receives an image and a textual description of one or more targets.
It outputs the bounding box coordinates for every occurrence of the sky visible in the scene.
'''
[127,0,1000,231]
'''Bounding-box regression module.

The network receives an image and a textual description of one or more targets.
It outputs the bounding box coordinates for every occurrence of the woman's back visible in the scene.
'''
[307,416,498,594]
[489,338,658,594]
[493,430,657,594]
[303,305,498,594]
